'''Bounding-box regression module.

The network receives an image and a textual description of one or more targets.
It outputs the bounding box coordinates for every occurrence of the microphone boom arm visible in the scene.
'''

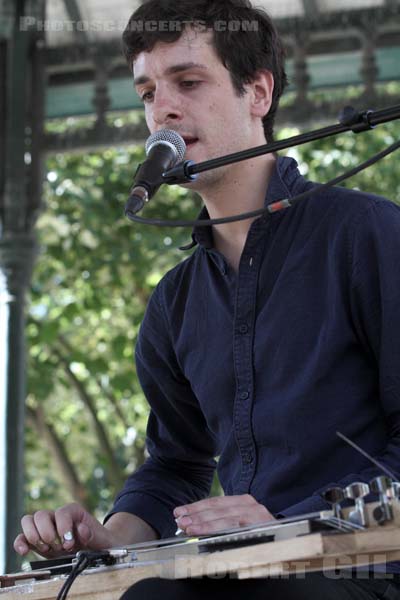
[162,104,400,185]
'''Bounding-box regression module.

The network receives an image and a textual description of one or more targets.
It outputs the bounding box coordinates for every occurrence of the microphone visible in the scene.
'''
[125,130,186,217]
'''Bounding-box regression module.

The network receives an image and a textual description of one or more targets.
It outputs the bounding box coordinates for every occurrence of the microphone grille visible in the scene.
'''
[145,129,186,162]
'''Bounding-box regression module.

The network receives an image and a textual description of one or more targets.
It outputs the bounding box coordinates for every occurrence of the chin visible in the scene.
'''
[184,149,200,162]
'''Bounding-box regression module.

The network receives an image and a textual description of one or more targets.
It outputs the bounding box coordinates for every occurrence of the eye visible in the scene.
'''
[139,90,154,103]
[180,80,201,89]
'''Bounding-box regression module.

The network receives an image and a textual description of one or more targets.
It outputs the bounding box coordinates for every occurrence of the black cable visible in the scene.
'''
[125,138,400,229]
[56,555,89,600]
[55,551,115,600]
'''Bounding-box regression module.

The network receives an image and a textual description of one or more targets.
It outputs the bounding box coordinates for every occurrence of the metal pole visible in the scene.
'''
[0,0,43,573]
[0,238,37,573]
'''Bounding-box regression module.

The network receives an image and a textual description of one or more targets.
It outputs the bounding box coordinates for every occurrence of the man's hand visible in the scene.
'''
[173,495,274,536]
[14,503,120,558]
[14,504,158,559]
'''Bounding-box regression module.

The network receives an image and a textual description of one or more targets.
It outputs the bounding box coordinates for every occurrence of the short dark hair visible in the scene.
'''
[122,0,288,141]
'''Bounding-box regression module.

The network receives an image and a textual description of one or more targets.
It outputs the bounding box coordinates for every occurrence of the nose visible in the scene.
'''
[151,86,183,127]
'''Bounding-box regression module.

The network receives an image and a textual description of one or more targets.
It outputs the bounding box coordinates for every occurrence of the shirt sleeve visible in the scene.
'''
[280,198,400,518]
[107,282,217,538]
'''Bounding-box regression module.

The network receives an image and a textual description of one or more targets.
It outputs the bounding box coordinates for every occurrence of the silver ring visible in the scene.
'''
[63,531,74,542]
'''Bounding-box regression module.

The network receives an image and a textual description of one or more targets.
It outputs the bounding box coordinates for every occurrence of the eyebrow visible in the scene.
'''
[134,62,209,86]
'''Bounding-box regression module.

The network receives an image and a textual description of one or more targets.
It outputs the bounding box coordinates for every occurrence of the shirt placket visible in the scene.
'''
[232,220,269,492]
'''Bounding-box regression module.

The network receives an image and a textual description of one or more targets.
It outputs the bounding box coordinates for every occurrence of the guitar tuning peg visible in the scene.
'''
[392,482,400,500]
[369,476,394,525]
[344,482,370,527]
[369,476,393,494]
[322,487,345,519]
[345,482,370,498]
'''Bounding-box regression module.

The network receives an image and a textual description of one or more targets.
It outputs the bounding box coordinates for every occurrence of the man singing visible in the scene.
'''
[15,1,400,598]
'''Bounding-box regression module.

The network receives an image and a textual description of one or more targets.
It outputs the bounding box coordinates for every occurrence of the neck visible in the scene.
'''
[201,153,276,271]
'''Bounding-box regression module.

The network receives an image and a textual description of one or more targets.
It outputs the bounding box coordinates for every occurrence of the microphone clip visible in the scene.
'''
[162,160,198,185]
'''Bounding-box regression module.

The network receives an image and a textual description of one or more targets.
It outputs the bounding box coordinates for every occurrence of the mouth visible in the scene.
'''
[182,137,199,149]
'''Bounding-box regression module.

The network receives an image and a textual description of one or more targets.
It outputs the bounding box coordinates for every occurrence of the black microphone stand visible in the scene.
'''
[162,105,400,185]
[125,104,400,227]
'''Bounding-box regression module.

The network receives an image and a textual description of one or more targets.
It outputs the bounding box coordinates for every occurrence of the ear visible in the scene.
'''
[248,70,274,119]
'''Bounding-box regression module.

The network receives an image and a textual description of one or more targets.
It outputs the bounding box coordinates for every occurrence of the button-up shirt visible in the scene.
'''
[110,156,400,541]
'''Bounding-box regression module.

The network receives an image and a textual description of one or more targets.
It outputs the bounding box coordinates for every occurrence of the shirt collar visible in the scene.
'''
[180,156,303,251]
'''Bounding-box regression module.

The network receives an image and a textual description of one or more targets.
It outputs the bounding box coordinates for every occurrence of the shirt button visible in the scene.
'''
[239,324,249,334]
[239,391,249,400]
[244,453,253,464]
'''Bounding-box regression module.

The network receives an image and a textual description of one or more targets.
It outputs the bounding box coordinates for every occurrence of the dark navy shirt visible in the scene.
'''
[110,156,400,542]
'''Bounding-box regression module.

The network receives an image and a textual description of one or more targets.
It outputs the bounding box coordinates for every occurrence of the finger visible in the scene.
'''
[57,504,112,551]
[236,507,275,526]
[174,494,257,518]
[185,516,249,536]
[53,505,79,551]
[178,504,275,536]
[176,502,263,528]
[14,533,30,556]
[54,503,95,551]
[76,522,92,546]
[21,514,51,553]
[33,510,65,552]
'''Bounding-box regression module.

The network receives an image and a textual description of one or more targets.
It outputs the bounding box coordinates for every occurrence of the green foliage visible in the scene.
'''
[25,112,400,522]
[26,141,200,518]
[278,120,400,203]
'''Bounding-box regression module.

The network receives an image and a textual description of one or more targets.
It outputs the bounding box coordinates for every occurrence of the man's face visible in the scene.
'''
[133,29,265,189]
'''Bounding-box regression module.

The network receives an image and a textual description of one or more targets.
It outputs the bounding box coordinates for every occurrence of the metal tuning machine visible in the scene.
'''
[369,476,394,525]
[344,482,370,527]
[322,487,345,520]
[392,481,400,500]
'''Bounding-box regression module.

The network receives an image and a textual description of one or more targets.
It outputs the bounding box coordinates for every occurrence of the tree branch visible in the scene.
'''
[26,404,92,510]
[58,334,130,430]
[52,347,125,490]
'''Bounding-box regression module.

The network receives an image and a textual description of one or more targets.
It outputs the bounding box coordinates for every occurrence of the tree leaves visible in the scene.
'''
[25,141,199,516]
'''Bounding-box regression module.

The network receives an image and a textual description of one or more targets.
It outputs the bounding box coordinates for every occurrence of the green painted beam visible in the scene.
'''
[45,46,400,119]
[46,78,142,119]
[286,47,400,90]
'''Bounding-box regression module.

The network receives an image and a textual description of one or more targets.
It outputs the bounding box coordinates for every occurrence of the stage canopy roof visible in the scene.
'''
[37,0,399,123]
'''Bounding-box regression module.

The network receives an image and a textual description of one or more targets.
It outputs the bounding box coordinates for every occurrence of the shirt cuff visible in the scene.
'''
[104,492,177,539]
